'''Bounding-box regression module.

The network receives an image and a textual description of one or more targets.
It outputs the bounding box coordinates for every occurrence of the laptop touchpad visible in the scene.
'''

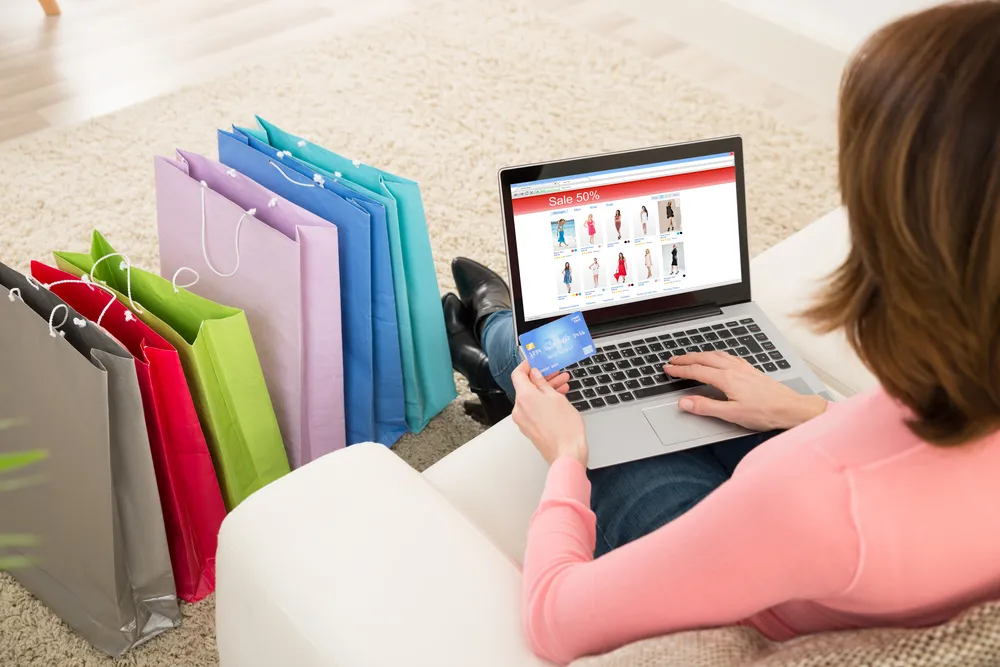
[641,376,816,447]
[642,401,742,446]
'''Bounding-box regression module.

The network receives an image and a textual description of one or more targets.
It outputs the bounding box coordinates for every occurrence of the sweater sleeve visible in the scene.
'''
[521,444,860,665]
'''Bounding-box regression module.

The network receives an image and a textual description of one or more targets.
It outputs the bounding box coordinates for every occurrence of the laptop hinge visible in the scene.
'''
[590,303,724,340]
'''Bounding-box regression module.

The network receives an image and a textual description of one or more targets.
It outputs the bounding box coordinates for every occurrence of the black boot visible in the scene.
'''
[451,257,512,343]
[442,293,513,426]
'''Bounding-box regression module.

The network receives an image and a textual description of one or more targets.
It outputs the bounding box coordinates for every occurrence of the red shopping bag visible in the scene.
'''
[32,261,227,603]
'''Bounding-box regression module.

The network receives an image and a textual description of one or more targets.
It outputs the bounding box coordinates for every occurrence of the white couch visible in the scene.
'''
[215,207,878,667]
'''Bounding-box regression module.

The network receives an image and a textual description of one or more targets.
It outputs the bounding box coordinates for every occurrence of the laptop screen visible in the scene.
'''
[509,151,742,323]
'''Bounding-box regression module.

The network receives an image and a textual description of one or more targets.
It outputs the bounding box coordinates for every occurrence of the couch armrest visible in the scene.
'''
[751,207,877,398]
[216,444,550,667]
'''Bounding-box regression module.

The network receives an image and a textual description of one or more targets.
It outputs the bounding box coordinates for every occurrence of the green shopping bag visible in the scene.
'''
[55,230,290,510]
[240,118,456,432]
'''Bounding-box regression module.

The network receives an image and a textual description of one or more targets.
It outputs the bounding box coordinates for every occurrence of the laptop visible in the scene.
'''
[498,135,830,469]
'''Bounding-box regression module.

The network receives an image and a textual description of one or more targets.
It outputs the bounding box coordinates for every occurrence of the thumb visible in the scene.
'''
[528,367,554,392]
[511,363,536,396]
[678,395,735,421]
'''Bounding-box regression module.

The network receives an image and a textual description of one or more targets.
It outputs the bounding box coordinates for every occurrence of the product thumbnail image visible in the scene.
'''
[587,255,606,289]
[636,204,657,238]
[658,198,682,233]
[663,242,686,276]
[582,213,600,247]
[640,246,661,281]
[606,209,630,243]
[556,258,580,294]
[551,217,577,250]
[612,251,629,284]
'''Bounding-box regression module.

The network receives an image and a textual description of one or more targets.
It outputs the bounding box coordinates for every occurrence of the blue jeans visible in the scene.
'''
[481,310,521,400]
[587,431,779,557]
[480,310,781,558]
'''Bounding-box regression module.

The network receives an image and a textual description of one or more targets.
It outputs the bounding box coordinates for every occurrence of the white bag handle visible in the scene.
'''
[182,164,325,287]
[7,274,104,339]
[7,251,155,341]
[197,180,256,279]
[268,160,328,188]
[6,274,47,302]
[42,275,122,329]
[171,266,200,294]
[47,303,69,337]
[88,252,144,316]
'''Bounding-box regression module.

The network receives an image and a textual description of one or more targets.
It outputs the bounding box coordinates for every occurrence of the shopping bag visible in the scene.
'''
[154,149,347,467]
[31,261,227,603]
[228,125,411,442]
[0,260,180,657]
[54,230,290,510]
[217,128,407,446]
[239,118,455,431]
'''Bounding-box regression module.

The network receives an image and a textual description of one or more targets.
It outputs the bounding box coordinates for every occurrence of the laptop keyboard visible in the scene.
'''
[563,317,791,413]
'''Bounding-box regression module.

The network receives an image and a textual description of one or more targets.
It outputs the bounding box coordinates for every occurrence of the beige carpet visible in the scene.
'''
[0,0,838,664]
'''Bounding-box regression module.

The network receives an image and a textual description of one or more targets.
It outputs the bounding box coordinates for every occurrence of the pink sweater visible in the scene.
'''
[522,388,1000,664]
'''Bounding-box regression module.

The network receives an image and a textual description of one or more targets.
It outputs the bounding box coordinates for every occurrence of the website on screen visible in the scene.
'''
[510,153,742,322]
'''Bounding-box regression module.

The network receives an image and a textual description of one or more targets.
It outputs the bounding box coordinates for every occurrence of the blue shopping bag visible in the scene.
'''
[238,118,456,432]
[218,129,407,447]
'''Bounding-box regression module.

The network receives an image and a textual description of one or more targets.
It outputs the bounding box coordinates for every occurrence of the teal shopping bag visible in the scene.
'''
[238,118,456,432]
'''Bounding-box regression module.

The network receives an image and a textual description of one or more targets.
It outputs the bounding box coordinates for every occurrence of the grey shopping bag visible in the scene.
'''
[0,261,180,657]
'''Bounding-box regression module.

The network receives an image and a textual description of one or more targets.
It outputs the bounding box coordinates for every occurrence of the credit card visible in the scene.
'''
[519,311,596,376]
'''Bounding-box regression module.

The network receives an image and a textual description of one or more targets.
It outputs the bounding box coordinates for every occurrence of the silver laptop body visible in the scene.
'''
[498,136,829,469]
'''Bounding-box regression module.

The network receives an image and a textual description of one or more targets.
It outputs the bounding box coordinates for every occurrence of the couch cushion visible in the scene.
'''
[750,207,877,398]
[423,417,549,568]
[569,599,1000,667]
[216,443,548,667]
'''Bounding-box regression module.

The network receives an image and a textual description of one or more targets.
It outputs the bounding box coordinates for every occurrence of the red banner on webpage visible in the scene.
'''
[511,166,736,216]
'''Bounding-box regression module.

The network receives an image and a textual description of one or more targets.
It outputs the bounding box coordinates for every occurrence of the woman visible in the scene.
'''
[643,248,652,279]
[665,200,675,231]
[589,257,600,289]
[614,210,622,240]
[612,252,627,283]
[640,205,649,236]
[586,214,597,245]
[669,244,679,274]
[556,219,567,247]
[505,4,1000,664]
[561,261,572,294]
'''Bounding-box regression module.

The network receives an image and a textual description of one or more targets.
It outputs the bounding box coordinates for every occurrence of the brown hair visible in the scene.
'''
[804,2,1000,446]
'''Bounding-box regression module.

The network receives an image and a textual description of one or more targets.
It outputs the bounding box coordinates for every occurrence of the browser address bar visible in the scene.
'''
[581,157,734,187]
[512,157,735,196]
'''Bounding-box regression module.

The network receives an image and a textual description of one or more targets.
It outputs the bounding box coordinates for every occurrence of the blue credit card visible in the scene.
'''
[519,311,597,376]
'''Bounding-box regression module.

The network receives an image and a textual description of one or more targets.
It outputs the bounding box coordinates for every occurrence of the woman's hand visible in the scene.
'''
[664,351,827,431]
[511,361,588,466]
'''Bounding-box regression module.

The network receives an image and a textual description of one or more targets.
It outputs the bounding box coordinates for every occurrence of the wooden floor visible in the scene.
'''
[0,0,847,145]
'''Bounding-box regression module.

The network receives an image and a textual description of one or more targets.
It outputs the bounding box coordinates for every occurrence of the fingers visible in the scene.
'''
[663,361,727,388]
[556,384,570,395]
[549,377,571,393]
[546,371,571,391]
[678,395,738,422]
[669,351,743,370]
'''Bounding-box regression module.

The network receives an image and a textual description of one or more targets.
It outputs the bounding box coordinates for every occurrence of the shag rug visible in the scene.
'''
[0,0,839,664]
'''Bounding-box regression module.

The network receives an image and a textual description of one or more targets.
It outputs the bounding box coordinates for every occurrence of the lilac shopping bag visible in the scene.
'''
[154,150,345,468]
